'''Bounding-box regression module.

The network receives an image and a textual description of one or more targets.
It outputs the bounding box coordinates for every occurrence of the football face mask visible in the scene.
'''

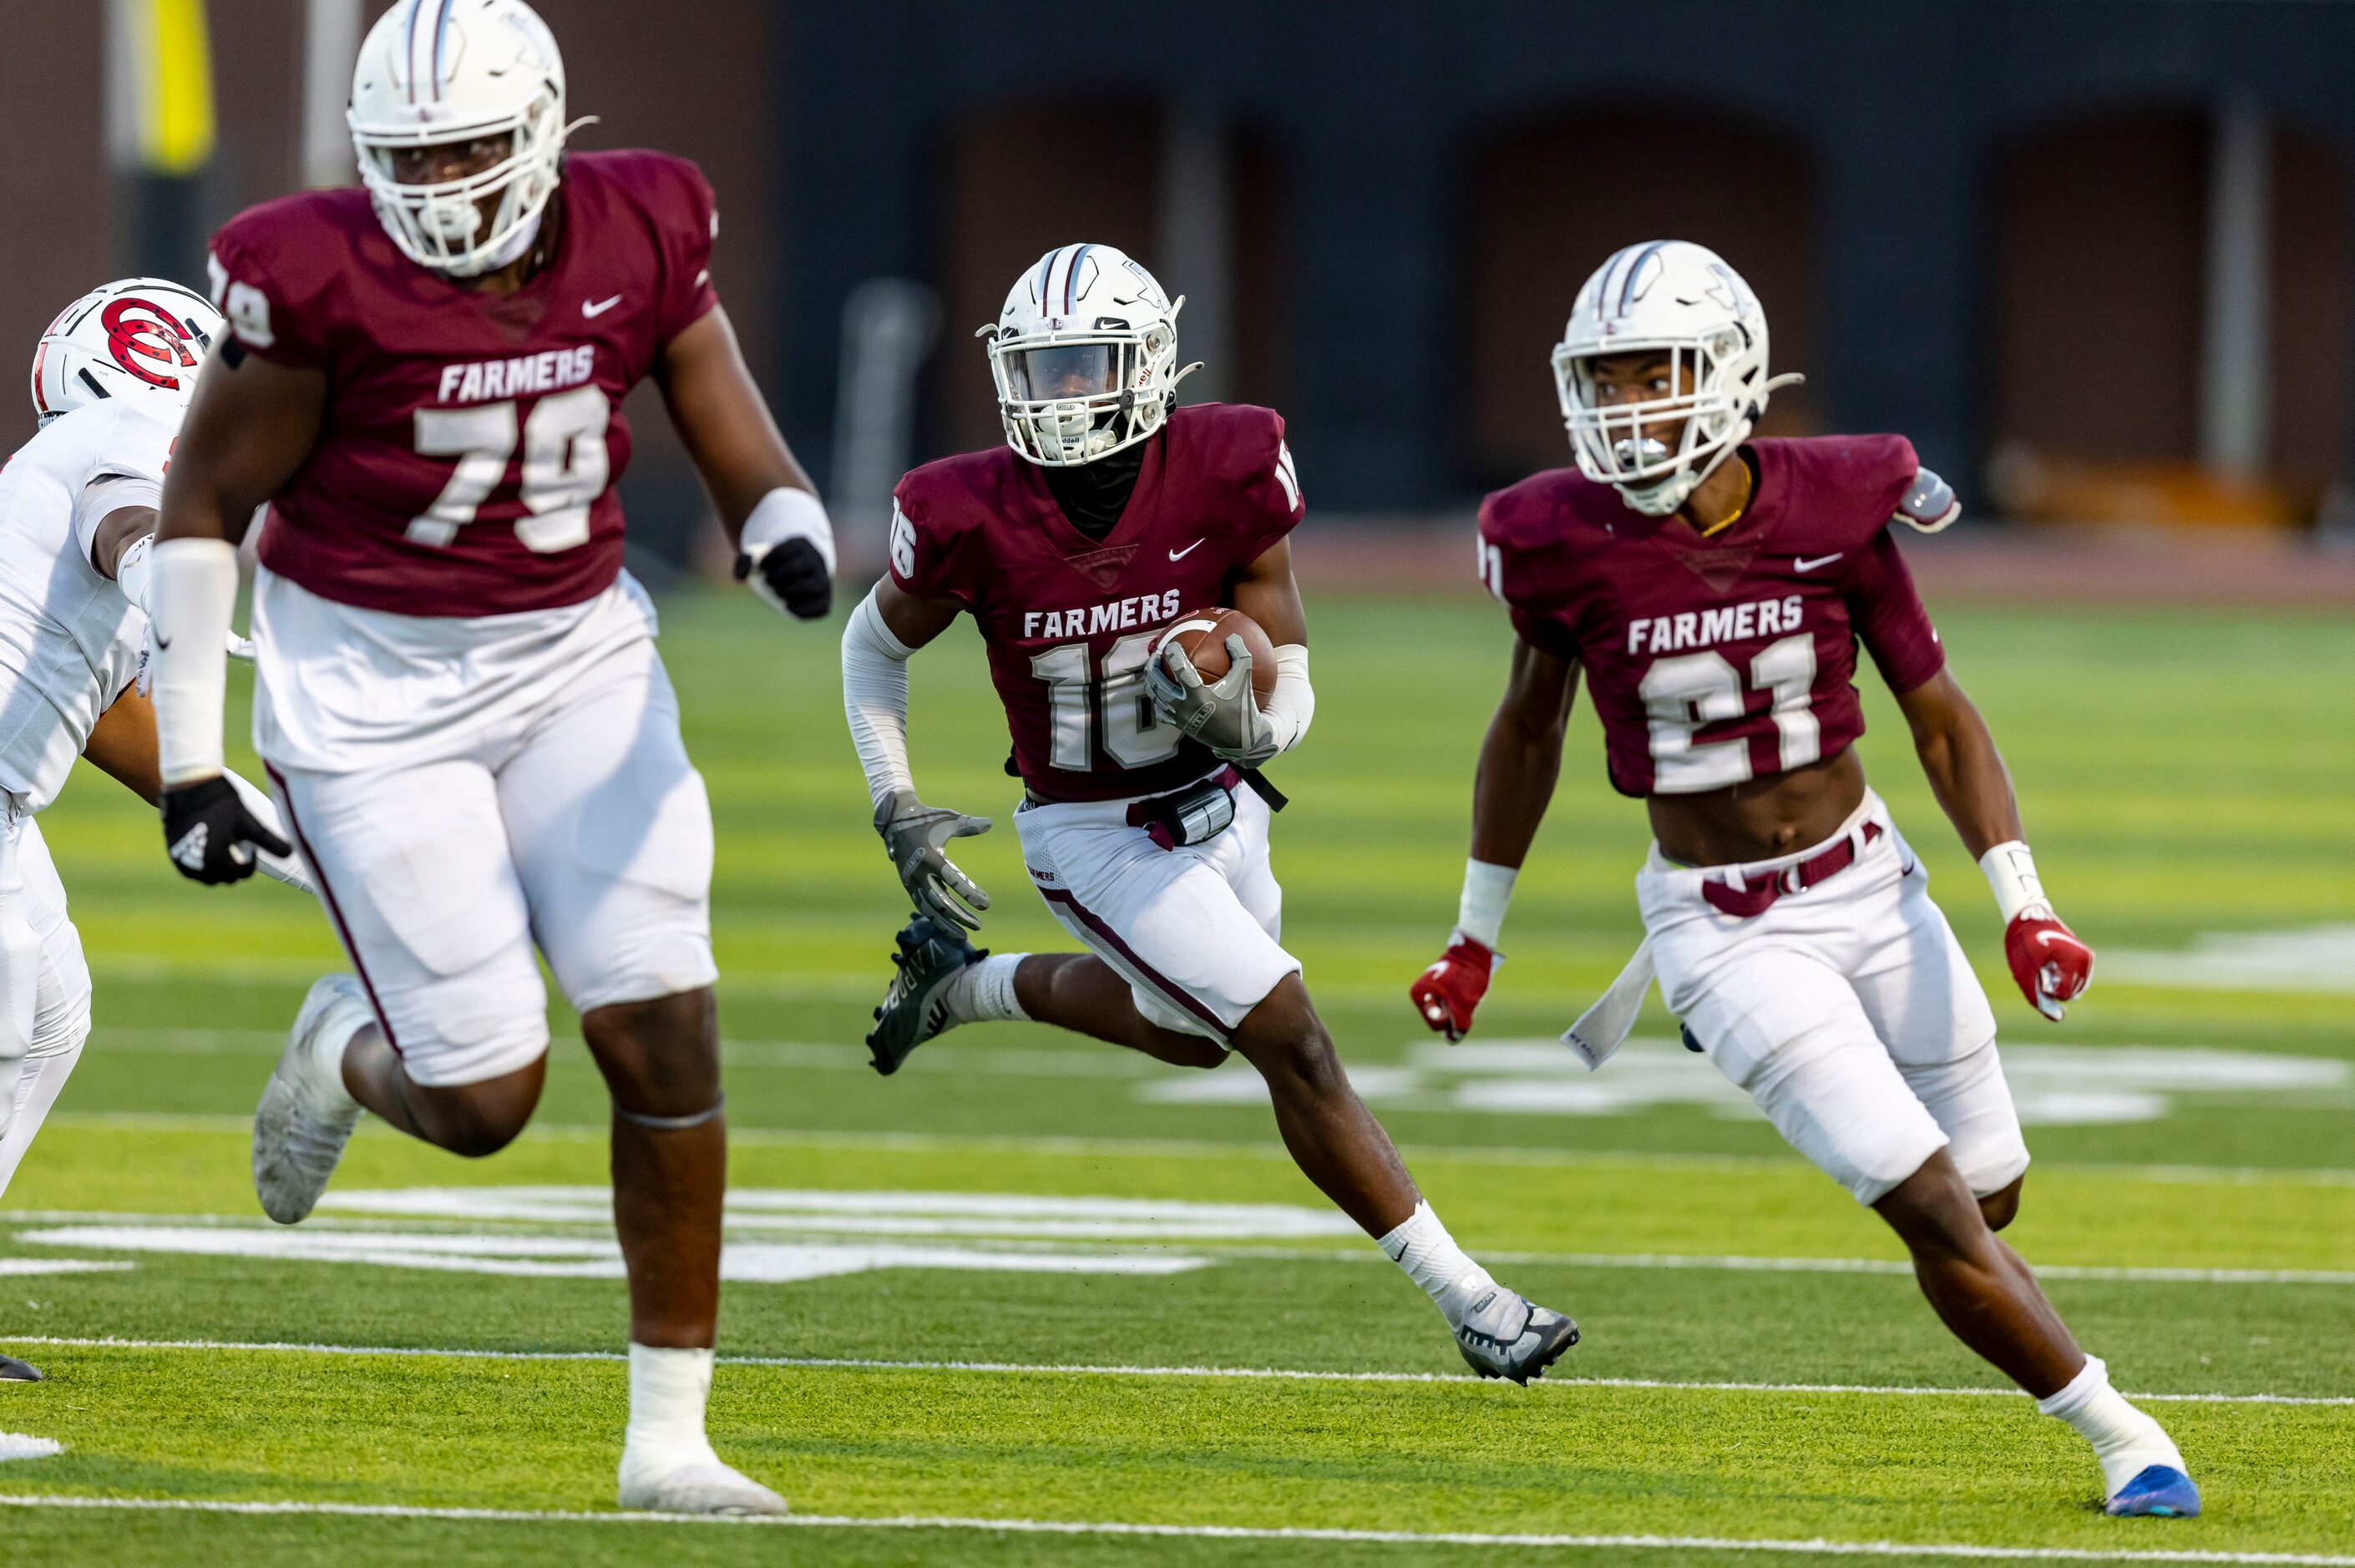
[1552,240,1795,517]
[985,243,1194,468]
[347,0,574,278]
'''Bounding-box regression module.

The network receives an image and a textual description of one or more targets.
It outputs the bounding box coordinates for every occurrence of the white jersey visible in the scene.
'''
[0,400,173,813]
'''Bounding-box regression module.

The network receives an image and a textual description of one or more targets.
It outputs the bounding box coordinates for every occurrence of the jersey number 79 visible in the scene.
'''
[408,387,611,553]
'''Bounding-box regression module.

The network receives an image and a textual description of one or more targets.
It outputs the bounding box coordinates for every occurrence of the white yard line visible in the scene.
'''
[38,1111,2355,1186]
[1209,1246,2355,1287]
[2,1334,2347,1407]
[8,1213,2349,1286]
[0,1492,2344,1562]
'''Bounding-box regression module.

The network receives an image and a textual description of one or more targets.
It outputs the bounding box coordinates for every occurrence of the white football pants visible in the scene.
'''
[1015,778,1298,1045]
[1641,791,2030,1206]
[0,811,94,1199]
[266,633,717,1089]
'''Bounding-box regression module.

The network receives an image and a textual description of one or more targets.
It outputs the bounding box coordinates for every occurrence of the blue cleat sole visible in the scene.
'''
[2104,1464,2201,1518]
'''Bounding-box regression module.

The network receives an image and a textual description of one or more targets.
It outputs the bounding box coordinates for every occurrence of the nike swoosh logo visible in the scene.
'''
[1168,540,1203,561]
[1793,553,1843,573]
[153,632,171,650]
[582,294,623,318]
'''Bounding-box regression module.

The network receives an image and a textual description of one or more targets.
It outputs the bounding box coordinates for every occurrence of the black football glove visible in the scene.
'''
[160,775,293,886]
[735,538,833,620]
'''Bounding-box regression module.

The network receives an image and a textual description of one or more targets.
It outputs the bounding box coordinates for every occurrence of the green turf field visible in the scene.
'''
[3,586,2352,1565]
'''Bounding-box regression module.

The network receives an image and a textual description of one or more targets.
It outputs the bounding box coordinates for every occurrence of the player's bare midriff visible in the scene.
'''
[1645,744,1867,868]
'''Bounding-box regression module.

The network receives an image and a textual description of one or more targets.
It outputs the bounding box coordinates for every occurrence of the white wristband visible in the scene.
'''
[149,537,238,787]
[116,532,157,614]
[740,486,836,578]
[1260,645,1314,755]
[1456,858,1518,951]
[1979,840,2051,924]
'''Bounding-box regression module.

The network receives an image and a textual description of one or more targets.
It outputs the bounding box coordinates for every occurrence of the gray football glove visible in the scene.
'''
[874,789,992,931]
[1146,635,1278,766]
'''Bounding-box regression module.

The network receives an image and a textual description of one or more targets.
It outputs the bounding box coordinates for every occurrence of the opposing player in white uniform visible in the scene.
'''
[144,0,831,1514]
[0,279,313,1381]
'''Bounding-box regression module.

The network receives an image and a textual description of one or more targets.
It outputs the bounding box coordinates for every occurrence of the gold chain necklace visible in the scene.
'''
[1696,459,1755,539]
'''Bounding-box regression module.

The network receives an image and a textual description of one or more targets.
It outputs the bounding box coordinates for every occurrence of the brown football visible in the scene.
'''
[1155,606,1279,702]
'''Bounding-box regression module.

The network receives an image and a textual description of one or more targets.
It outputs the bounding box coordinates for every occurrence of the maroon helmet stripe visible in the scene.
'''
[430,0,456,101]
[403,0,423,104]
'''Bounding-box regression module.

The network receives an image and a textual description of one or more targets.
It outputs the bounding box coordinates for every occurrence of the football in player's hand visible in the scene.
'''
[1157,607,1279,701]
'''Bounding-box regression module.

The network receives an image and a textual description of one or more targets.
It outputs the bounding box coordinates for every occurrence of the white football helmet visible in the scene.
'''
[30,277,223,426]
[984,244,1198,467]
[1552,240,1800,516]
[347,0,572,278]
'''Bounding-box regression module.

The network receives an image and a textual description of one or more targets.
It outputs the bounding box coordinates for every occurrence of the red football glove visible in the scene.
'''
[2004,912,2094,1022]
[1410,934,1500,1043]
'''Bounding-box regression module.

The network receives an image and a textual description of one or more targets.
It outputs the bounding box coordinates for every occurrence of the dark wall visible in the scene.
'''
[781,0,2355,510]
[0,0,776,564]
[1988,110,2211,465]
[0,7,114,453]
[1461,107,1821,491]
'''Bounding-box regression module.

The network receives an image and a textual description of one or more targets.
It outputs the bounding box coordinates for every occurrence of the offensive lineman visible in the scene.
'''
[144,1,831,1514]
[845,243,1578,1383]
[1409,240,2197,1516]
[0,280,314,1382]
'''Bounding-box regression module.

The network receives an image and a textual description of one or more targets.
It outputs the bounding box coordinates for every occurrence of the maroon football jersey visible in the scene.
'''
[892,403,1304,803]
[1481,436,1947,798]
[205,149,719,617]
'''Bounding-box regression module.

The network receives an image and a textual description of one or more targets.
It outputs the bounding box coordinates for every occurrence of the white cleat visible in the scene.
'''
[1454,1285,1580,1384]
[618,1452,789,1516]
[252,974,370,1226]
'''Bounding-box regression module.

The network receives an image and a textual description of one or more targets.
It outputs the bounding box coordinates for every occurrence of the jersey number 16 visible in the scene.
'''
[1030,635,1181,772]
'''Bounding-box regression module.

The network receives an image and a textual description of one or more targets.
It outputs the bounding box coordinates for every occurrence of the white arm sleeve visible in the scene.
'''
[1260,644,1315,755]
[842,587,918,809]
[148,538,239,786]
[225,770,315,896]
[73,473,162,575]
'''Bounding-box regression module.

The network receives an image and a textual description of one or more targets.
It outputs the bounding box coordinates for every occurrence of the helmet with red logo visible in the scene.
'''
[29,277,223,427]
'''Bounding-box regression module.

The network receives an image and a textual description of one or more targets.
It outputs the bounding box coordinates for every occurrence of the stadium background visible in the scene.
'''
[0,4,2351,1563]
[13,2,2355,560]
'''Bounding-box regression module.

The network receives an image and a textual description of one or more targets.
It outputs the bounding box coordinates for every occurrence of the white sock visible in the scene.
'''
[2037,1355,2185,1497]
[1377,1201,1498,1331]
[620,1343,720,1472]
[303,1006,367,1110]
[944,952,1028,1024]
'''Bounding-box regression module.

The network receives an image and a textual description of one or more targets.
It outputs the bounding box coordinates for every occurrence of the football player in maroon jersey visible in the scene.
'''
[843,244,1578,1383]
[142,0,828,1516]
[1410,240,2197,1517]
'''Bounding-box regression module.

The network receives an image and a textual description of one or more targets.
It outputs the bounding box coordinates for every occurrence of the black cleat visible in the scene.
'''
[865,914,986,1076]
[0,1353,43,1382]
